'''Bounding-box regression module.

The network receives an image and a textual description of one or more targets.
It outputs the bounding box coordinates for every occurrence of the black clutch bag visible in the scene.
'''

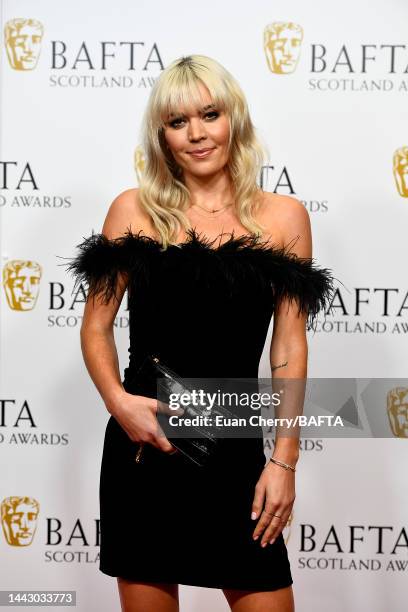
[126,355,236,467]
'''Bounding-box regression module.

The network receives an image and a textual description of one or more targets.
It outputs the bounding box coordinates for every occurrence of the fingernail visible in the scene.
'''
[270,538,276,545]
[261,541,267,548]
[251,512,257,520]
[253,535,259,540]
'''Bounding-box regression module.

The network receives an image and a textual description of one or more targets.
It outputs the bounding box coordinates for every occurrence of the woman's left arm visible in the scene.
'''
[251,196,312,547]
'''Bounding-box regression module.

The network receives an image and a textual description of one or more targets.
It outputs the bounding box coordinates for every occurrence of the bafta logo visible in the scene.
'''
[134,145,146,184]
[264,22,304,74]
[393,147,408,198]
[387,387,408,438]
[3,260,42,311]
[1,496,40,547]
[4,18,44,71]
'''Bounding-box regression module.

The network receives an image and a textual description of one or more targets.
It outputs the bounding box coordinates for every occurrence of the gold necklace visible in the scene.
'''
[190,202,234,218]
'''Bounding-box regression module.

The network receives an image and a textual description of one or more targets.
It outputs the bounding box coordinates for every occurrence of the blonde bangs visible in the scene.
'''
[153,62,228,130]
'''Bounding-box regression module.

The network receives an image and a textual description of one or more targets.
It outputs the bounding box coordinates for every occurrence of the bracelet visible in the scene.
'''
[269,456,296,472]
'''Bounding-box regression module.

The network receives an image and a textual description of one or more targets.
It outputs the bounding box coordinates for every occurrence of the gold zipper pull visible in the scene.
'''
[135,442,144,463]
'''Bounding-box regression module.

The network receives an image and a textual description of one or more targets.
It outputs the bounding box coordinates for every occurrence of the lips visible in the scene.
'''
[188,148,215,158]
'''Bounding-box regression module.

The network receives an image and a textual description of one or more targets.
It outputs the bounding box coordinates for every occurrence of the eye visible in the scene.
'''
[169,117,184,129]
[168,110,220,129]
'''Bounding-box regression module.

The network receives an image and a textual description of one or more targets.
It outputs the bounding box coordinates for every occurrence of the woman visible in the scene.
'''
[64,55,334,612]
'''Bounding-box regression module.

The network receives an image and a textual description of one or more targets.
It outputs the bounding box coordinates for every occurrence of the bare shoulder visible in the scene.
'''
[101,187,153,240]
[258,192,311,257]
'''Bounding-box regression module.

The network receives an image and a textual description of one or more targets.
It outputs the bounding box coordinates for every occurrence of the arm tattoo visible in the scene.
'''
[271,361,288,372]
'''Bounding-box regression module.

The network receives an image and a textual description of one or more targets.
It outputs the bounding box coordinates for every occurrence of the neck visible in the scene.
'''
[182,168,234,210]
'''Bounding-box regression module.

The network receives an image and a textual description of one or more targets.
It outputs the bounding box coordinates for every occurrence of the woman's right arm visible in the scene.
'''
[79,189,176,454]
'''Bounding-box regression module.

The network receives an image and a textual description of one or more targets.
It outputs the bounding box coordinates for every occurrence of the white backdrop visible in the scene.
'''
[1,0,407,610]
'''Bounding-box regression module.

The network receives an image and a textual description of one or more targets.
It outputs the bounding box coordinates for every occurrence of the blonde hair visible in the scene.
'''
[137,54,268,249]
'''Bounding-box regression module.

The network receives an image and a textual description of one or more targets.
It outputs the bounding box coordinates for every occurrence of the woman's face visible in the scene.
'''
[162,82,230,179]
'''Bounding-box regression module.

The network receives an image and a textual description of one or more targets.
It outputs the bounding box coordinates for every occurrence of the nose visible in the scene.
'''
[22,278,32,295]
[20,515,29,529]
[187,117,207,143]
[24,38,34,53]
[283,40,293,57]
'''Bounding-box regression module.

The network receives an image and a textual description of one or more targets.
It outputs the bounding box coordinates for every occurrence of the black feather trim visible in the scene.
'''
[178,228,337,332]
[56,229,158,304]
[57,227,337,329]
[261,239,336,333]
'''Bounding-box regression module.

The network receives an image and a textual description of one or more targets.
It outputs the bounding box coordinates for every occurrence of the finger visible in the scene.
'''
[156,399,184,417]
[260,514,284,547]
[153,421,176,453]
[146,397,159,414]
[149,436,175,453]
[154,401,183,446]
[268,511,291,545]
[251,484,266,527]
[252,503,278,541]
[161,443,179,454]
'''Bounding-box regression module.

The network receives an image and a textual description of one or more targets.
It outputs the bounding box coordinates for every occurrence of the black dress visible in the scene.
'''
[63,227,334,591]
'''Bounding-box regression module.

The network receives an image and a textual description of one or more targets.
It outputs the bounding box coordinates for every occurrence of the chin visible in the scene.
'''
[191,167,223,177]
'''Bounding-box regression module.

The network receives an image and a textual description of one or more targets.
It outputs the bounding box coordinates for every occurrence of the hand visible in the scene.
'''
[110,392,182,454]
[251,461,295,547]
